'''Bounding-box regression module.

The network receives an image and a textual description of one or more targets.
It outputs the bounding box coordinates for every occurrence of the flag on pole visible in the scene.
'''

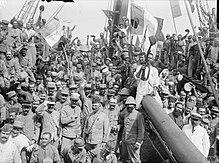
[45,26,62,47]
[39,17,60,38]
[188,0,195,13]
[102,9,119,19]
[130,2,144,35]
[155,17,165,41]
[169,0,182,18]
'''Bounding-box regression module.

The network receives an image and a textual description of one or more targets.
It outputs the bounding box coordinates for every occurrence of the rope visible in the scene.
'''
[148,120,178,163]
[47,3,64,24]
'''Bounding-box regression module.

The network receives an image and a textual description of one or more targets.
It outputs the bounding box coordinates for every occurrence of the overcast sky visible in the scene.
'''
[0,0,217,44]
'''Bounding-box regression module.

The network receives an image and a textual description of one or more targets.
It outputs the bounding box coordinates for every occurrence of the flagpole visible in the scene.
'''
[184,0,219,107]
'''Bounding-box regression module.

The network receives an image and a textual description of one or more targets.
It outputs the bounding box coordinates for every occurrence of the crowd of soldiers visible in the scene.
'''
[0,7,219,163]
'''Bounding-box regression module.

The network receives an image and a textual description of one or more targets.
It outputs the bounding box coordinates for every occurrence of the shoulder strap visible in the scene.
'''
[86,111,101,135]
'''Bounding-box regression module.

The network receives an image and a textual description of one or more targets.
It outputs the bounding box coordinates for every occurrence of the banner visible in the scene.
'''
[130,2,144,35]
[169,0,182,18]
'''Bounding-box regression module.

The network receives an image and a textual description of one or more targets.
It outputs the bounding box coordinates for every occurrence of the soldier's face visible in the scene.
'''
[0,131,10,142]
[191,118,201,127]
[109,102,116,109]
[61,94,68,103]
[127,104,135,113]
[47,104,55,113]
[22,105,31,115]
[11,127,20,137]
[92,103,100,113]
[41,134,51,147]
[6,53,12,60]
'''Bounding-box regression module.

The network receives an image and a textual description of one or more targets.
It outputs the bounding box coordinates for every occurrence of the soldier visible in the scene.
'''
[55,88,69,111]
[168,102,184,129]
[36,97,61,148]
[60,93,82,153]
[18,45,36,83]
[61,137,87,163]
[120,96,145,163]
[0,124,21,163]
[0,20,9,61]
[47,82,57,99]
[83,96,110,151]
[6,91,22,114]
[5,50,20,83]
[30,132,61,163]
[0,58,9,88]
[183,112,210,157]
[103,98,120,151]
[16,99,39,144]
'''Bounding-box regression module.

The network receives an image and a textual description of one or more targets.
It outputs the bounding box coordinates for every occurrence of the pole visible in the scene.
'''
[169,0,178,34]
[184,0,219,107]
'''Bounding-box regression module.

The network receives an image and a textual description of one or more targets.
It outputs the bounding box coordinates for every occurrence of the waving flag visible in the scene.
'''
[39,17,60,38]
[130,2,144,35]
[169,0,182,18]
[155,17,165,41]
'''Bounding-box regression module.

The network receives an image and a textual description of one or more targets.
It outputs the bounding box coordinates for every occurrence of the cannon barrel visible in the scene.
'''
[142,95,210,163]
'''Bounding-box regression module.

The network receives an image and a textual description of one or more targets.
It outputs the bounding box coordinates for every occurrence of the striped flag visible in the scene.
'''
[39,17,60,38]
[169,0,182,18]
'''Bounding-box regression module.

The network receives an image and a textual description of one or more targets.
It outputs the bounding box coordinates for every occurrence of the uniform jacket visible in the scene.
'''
[61,105,81,138]
[122,110,145,144]
[84,110,110,144]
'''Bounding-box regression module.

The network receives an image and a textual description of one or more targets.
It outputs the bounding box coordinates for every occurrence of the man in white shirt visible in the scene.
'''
[182,112,210,157]
[0,124,21,163]
[134,53,162,108]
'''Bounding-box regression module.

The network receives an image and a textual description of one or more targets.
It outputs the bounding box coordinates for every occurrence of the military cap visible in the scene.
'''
[85,83,92,89]
[118,88,129,96]
[61,88,69,95]
[92,63,97,67]
[125,96,136,105]
[1,20,9,25]
[110,98,117,104]
[73,137,85,148]
[13,121,24,129]
[191,112,202,120]
[73,75,81,81]
[51,71,58,77]
[106,58,111,62]
[70,93,80,101]
[40,93,46,100]
[92,96,101,104]
[22,100,32,106]
[8,107,19,114]
[1,124,12,133]
[100,84,107,89]
[47,82,56,88]
[69,83,78,89]
[7,91,16,99]
[47,96,55,105]
[211,106,219,113]
[108,89,116,95]
[36,74,43,80]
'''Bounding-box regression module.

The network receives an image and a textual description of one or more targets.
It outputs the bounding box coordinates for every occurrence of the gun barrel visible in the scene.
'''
[141,95,210,163]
